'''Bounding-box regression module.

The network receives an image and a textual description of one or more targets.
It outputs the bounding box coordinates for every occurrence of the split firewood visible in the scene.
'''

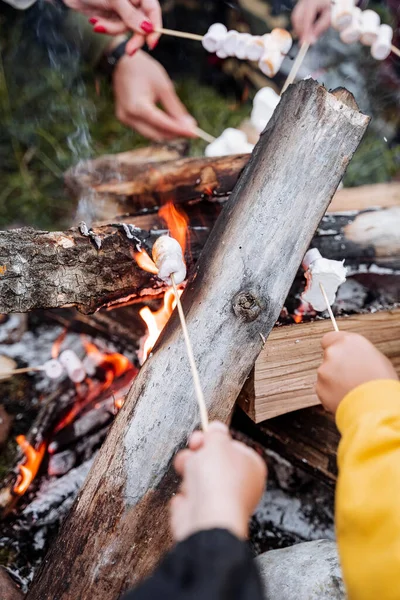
[26,81,368,600]
[238,308,400,423]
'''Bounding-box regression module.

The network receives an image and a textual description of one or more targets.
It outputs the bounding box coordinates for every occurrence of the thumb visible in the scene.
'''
[160,82,197,129]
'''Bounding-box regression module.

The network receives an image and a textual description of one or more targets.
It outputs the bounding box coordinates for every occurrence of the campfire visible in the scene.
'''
[0,82,399,599]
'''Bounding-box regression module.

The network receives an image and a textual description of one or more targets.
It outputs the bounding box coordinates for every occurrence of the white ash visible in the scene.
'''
[21,457,94,527]
[0,314,27,344]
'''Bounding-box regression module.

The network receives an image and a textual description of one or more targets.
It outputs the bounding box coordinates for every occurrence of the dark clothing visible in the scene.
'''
[122,529,264,600]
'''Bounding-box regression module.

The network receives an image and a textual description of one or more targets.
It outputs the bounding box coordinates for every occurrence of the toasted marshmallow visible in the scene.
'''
[235,33,253,60]
[245,36,265,61]
[340,6,362,44]
[258,46,284,77]
[371,23,393,60]
[360,9,380,46]
[270,28,293,54]
[152,235,186,286]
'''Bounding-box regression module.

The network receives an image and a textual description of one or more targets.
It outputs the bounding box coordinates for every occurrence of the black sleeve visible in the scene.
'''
[121,528,264,600]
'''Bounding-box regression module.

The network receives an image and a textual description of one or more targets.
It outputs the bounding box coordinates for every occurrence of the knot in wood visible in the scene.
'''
[232,291,262,322]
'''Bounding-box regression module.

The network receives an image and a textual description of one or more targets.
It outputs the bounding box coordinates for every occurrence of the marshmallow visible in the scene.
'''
[205,128,254,157]
[59,350,86,383]
[371,24,393,60]
[245,36,265,61]
[235,33,253,60]
[258,47,284,77]
[340,7,362,44]
[360,9,380,46]
[331,0,355,31]
[301,250,347,312]
[202,23,227,53]
[270,28,293,54]
[152,235,186,286]
[43,359,64,379]
[222,30,240,56]
[250,87,280,132]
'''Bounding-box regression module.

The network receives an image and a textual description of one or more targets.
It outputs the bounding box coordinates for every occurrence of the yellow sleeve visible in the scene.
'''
[335,379,400,600]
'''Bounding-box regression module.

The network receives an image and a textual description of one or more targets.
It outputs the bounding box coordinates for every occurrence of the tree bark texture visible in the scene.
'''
[26,80,369,600]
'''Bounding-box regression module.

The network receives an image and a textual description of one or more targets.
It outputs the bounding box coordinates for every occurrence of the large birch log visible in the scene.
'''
[26,80,368,600]
[0,204,398,315]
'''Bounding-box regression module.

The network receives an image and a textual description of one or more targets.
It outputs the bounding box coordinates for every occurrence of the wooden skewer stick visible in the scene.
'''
[281,41,310,95]
[155,27,203,42]
[170,273,209,431]
[194,127,216,143]
[0,365,45,379]
[391,44,400,58]
[319,283,340,332]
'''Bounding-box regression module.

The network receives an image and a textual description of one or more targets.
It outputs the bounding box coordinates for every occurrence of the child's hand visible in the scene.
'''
[170,422,267,542]
[317,331,398,414]
[291,0,331,44]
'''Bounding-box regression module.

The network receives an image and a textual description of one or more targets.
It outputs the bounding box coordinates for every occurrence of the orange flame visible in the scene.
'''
[159,202,189,254]
[139,288,182,363]
[134,249,158,274]
[51,328,68,359]
[14,436,46,496]
[293,301,308,324]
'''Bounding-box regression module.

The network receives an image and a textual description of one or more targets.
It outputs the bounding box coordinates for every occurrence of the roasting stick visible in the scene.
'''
[2,365,45,376]
[170,273,209,431]
[281,41,310,94]
[319,283,340,332]
[391,44,400,58]
[194,127,216,143]
[155,27,203,42]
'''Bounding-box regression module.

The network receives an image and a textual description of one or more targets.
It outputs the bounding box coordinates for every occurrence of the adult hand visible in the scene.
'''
[317,331,398,414]
[292,0,331,45]
[171,422,267,542]
[113,50,197,140]
[64,0,162,53]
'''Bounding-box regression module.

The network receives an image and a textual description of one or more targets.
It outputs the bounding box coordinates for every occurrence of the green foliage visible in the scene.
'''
[344,130,400,187]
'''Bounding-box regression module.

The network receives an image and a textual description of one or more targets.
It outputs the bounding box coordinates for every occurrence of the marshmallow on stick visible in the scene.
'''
[59,350,86,383]
[340,6,362,44]
[331,0,355,31]
[205,128,254,157]
[202,23,227,53]
[301,249,347,312]
[152,235,187,286]
[360,9,380,46]
[250,86,280,133]
[371,24,393,60]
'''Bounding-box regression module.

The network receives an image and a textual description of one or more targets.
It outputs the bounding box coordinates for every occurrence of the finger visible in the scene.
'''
[140,103,197,138]
[93,19,128,35]
[159,81,197,126]
[142,0,162,49]
[114,0,154,35]
[311,8,331,42]
[173,449,192,476]
[294,3,318,44]
[126,33,146,55]
[321,330,347,349]
[120,111,177,141]
[188,430,204,450]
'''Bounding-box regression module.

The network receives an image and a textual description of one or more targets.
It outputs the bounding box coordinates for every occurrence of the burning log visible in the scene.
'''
[1,205,399,315]
[238,308,400,423]
[66,153,249,217]
[26,80,368,600]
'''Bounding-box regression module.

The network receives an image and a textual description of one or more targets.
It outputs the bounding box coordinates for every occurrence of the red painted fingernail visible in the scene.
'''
[94,25,107,33]
[141,20,154,34]
[89,17,98,24]
[149,39,159,50]
[128,48,137,56]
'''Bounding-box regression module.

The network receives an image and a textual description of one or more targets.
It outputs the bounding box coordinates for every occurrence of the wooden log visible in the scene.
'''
[1,203,398,315]
[238,309,400,423]
[329,182,400,212]
[26,81,368,600]
[0,224,209,314]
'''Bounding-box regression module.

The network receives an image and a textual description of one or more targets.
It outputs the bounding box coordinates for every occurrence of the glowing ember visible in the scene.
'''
[293,301,309,324]
[54,341,136,433]
[139,288,182,363]
[159,202,189,254]
[14,436,46,496]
